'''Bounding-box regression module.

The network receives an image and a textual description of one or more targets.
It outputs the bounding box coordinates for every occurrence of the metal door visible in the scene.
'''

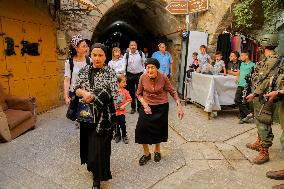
[1,17,29,96]
[0,17,9,93]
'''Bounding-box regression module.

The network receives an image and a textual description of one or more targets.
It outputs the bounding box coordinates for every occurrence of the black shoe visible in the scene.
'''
[139,154,151,166]
[115,135,121,143]
[154,152,161,162]
[130,108,136,114]
[92,180,100,189]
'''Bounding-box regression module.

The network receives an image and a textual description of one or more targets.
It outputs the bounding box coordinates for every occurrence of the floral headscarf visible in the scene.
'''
[71,34,84,48]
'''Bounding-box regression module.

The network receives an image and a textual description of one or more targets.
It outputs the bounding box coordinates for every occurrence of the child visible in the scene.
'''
[108,47,126,76]
[114,75,132,143]
[196,45,211,73]
[234,50,255,124]
[209,51,226,75]
[191,52,199,71]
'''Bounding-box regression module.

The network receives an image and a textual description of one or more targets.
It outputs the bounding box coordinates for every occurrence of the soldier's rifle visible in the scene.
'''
[258,57,284,116]
[242,68,254,104]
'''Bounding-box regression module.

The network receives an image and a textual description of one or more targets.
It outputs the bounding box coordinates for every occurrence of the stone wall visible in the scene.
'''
[58,0,238,49]
[57,0,238,82]
[188,0,238,54]
[59,0,180,40]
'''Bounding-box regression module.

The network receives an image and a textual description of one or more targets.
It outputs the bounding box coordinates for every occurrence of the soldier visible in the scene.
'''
[246,34,282,164]
[263,57,284,189]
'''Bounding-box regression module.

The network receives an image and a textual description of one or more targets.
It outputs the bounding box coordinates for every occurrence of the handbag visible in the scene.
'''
[66,91,79,121]
[77,100,95,123]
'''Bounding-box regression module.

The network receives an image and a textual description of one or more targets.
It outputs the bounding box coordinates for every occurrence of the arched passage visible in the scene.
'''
[92,0,180,59]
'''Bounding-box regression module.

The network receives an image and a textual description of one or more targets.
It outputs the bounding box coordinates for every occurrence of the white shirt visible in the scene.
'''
[198,53,211,70]
[209,60,225,74]
[108,57,126,75]
[64,58,89,91]
[123,50,146,74]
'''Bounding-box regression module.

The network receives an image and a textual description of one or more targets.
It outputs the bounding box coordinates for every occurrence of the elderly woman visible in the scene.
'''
[135,58,184,166]
[73,43,118,189]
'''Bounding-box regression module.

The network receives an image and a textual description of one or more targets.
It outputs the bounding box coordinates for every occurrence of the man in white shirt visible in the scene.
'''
[124,41,146,114]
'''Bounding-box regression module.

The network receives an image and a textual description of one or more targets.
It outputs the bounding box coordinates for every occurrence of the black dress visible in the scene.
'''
[80,122,112,180]
[74,65,118,181]
[135,103,169,144]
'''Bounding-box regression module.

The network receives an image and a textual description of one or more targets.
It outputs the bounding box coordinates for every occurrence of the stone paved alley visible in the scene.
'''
[0,101,283,189]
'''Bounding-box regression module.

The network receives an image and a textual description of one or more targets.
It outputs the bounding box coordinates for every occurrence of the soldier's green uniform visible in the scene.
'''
[247,34,283,164]
[279,81,284,149]
[252,52,278,148]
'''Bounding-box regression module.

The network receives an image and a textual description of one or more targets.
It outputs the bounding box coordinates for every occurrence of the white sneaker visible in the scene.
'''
[242,113,254,122]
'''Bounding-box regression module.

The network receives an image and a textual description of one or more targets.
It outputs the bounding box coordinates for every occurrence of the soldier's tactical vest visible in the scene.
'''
[252,54,280,95]
[276,57,284,92]
[252,54,282,124]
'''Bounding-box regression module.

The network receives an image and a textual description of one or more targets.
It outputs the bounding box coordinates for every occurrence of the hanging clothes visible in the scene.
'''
[217,33,231,66]
[216,32,261,64]
[242,38,260,63]
[231,35,242,56]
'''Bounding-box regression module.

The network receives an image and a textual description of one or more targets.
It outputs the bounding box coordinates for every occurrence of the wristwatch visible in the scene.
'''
[277,90,282,97]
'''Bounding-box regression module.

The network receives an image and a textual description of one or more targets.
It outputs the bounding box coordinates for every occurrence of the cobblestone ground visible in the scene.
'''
[0,100,283,189]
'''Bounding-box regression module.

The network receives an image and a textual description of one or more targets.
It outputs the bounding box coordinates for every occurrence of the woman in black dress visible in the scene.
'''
[74,43,118,188]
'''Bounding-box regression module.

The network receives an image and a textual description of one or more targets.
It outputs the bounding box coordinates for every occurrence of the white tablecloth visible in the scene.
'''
[186,72,238,112]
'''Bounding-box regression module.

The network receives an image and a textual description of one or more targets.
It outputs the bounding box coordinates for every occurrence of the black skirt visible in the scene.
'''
[135,103,169,144]
[80,122,112,181]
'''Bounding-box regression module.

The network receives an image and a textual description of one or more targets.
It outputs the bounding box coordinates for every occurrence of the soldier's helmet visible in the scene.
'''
[258,34,279,47]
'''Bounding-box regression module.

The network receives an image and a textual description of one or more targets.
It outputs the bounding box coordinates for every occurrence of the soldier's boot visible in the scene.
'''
[266,169,284,180]
[246,136,261,151]
[272,184,284,189]
[252,145,269,165]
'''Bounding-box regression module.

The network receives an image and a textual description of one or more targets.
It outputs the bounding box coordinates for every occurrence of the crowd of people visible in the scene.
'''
[64,35,183,188]
[63,34,284,189]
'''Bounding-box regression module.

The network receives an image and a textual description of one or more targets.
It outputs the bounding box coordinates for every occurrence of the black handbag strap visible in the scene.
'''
[88,65,95,90]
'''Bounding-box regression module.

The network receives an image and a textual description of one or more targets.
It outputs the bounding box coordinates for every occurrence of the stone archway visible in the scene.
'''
[61,0,181,44]
[60,0,183,80]
[91,0,181,59]
[59,0,239,80]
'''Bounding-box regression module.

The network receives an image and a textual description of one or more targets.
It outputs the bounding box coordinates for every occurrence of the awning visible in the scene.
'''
[75,0,97,10]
